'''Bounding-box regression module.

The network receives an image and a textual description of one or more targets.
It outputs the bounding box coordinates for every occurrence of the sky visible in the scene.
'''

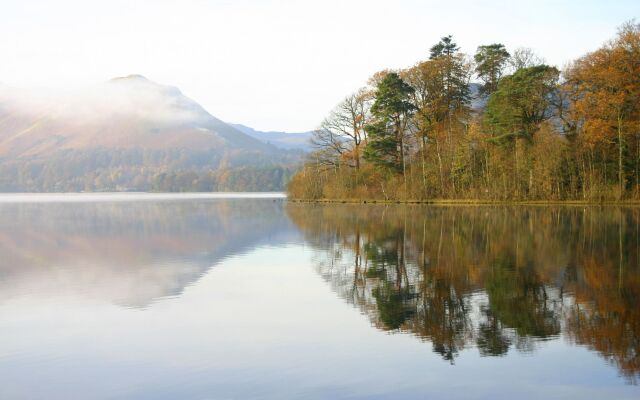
[0,0,637,132]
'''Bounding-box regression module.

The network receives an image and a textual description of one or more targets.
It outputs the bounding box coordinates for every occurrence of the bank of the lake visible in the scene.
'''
[288,198,640,205]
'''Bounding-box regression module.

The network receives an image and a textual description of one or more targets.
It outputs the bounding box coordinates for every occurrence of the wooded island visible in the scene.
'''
[288,22,640,202]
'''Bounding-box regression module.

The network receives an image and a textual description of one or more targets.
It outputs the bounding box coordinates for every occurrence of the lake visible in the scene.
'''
[0,194,638,399]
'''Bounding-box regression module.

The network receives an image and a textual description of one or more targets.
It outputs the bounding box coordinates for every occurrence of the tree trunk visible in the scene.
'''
[514,137,519,199]
[637,129,640,199]
[435,137,445,196]
[421,135,427,198]
[618,113,624,199]
[354,143,360,171]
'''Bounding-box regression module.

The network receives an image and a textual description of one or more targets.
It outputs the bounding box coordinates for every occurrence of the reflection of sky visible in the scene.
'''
[0,196,296,308]
[1,246,636,399]
[0,197,638,399]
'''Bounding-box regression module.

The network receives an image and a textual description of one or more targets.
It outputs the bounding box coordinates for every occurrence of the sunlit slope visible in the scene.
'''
[0,76,301,191]
[0,75,274,158]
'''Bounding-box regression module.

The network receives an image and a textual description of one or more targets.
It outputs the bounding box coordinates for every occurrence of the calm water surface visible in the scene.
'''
[0,194,639,399]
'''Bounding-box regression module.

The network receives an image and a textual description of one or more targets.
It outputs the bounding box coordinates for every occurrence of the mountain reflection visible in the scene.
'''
[0,198,294,308]
[288,204,640,382]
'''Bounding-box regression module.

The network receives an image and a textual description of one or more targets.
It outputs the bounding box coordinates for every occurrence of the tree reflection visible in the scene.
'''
[485,260,561,339]
[288,204,640,381]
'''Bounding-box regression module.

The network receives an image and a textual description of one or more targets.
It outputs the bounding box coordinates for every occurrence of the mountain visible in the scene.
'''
[0,75,302,192]
[469,82,488,112]
[0,75,278,158]
[230,123,313,151]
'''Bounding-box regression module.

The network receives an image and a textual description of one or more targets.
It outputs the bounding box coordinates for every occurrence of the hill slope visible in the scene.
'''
[229,123,313,151]
[0,76,301,192]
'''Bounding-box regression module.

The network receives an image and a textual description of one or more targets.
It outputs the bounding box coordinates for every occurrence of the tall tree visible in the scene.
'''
[564,21,640,197]
[485,65,560,196]
[474,44,511,95]
[364,72,416,173]
[428,35,471,111]
[403,57,467,193]
[425,35,472,195]
[430,35,459,59]
[485,65,560,143]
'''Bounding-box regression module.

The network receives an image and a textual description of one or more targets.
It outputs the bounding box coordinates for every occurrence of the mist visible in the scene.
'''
[0,75,205,125]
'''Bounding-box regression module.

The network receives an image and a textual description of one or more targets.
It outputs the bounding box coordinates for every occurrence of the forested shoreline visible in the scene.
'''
[0,148,297,192]
[288,22,640,202]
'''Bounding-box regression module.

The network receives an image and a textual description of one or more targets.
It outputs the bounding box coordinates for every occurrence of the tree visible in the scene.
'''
[311,89,370,170]
[428,35,471,113]
[430,35,458,59]
[364,72,416,173]
[415,36,472,195]
[564,21,640,197]
[485,65,560,143]
[474,44,511,95]
[485,65,560,196]
[403,57,467,194]
[509,47,544,71]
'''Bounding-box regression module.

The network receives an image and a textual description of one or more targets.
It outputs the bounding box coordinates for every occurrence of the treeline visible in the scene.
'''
[288,22,640,201]
[0,147,298,192]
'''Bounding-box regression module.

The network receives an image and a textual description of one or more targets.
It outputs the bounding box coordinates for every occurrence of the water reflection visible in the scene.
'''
[288,204,640,382]
[0,198,294,308]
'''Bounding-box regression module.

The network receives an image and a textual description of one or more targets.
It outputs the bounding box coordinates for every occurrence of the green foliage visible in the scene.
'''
[474,43,511,95]
[485,65,560,143]
[362,131,399,171]
[485,261,560,338]
[364,72,415,172]
[372,283,416,330]
[430,35,459,59]
[428,35,471,110]
[369,73,416,118]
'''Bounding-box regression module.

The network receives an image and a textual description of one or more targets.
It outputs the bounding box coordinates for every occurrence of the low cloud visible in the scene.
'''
[0,75,205,126]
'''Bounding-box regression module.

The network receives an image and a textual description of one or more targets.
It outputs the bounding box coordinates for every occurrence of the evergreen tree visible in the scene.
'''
[428,35,471,115]
[430,35,459,59]
[364,73,416,172]
[485,65,559,143]
[474,44,511,95]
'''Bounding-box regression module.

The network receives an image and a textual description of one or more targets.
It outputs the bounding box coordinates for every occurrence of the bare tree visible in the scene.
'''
[310,127,349,168]
[311,88,371,169]
[509,47,545,71]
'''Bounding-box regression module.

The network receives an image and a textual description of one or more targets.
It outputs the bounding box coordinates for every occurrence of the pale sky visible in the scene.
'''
[0,0,637,132]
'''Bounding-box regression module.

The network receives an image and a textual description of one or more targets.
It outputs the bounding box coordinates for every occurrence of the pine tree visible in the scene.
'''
[430,35,458,59]
[364,73,416,172]
[474,44,511,95]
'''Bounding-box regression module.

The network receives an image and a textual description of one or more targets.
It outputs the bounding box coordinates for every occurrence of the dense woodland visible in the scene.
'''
[0,148,298,192]
[288,22,640,201]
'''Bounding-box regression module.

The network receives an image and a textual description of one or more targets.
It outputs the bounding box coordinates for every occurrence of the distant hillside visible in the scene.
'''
[0,76,302,192]
[230,123,313,151]
[469,82,488,112]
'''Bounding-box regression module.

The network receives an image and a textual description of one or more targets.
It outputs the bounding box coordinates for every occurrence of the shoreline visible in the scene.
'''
[287,198,640,206]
